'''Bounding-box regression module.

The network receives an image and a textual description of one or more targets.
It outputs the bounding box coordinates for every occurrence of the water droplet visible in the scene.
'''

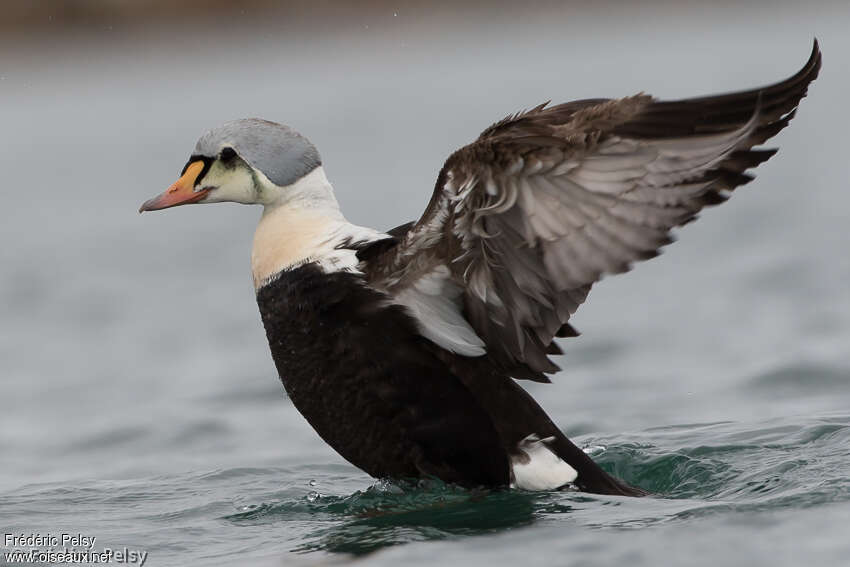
[306,491,320,502]
[308,479,317,487]
[583,444,606,456]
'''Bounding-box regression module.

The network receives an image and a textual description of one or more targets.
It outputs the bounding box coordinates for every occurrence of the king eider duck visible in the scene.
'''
[140,42,820,496]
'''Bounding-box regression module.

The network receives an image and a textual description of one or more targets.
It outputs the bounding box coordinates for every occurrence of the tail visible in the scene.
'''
[507,382,647,496]
[546,429,647,496]
[434,346,647,495]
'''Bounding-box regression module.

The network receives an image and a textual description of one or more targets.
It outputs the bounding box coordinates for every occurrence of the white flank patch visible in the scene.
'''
[395,265,486,357]
[511,434,578,491]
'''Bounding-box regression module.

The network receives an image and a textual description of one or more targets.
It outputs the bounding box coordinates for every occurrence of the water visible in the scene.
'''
[2,2,849,565]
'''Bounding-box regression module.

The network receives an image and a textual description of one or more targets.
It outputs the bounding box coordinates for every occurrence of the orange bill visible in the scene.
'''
[139,161,211,213]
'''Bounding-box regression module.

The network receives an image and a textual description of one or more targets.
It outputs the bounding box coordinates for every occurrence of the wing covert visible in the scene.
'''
[365,41,821,382]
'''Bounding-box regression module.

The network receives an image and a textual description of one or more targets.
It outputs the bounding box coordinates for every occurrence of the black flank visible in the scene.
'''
[256,263,509,488]
[257,262,644,495]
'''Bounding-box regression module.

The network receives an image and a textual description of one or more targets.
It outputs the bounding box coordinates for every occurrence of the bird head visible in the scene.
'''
[139,118,322,212]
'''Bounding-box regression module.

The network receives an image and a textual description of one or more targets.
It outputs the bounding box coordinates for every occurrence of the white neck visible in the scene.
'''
[250,167,386,289]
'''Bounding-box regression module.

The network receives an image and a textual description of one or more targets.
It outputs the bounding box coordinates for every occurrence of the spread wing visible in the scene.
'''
[363,41,821,382]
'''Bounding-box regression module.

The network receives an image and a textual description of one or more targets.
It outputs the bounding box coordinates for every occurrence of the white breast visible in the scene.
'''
[251,168,389,289]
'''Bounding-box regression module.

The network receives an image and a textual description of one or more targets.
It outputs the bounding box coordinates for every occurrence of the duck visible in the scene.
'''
[140,41,820,496]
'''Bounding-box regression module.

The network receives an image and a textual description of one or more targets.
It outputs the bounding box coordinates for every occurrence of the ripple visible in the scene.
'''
[5,416,850,560]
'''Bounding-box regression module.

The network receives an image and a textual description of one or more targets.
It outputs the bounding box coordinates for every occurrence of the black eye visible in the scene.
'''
[220,147,237,161]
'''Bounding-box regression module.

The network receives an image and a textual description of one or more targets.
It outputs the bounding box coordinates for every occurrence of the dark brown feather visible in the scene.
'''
[364,41,821,382]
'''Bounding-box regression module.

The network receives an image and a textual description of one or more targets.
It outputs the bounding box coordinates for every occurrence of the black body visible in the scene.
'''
[256,263,641,495]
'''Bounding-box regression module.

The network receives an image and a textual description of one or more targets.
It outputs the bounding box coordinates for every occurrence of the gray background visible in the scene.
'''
[1,1,848,565]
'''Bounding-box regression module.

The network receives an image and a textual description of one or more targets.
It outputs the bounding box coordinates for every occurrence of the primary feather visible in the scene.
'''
[364,40,821,383]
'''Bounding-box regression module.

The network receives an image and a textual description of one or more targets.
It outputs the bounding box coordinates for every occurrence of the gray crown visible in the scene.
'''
[194,118,321,187]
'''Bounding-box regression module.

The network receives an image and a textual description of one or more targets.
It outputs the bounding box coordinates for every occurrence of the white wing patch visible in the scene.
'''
[511,434,578,491]
[394,264,486,357]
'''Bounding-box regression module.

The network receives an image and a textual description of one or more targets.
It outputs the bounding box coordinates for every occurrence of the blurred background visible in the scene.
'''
[1,1,848,566]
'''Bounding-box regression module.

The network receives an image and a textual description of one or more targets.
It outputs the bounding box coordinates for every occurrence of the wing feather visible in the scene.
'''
[364,41,821,381]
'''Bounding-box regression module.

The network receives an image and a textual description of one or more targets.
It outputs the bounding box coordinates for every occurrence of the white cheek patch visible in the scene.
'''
[510,434,578,491]
[200,162,258,204]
